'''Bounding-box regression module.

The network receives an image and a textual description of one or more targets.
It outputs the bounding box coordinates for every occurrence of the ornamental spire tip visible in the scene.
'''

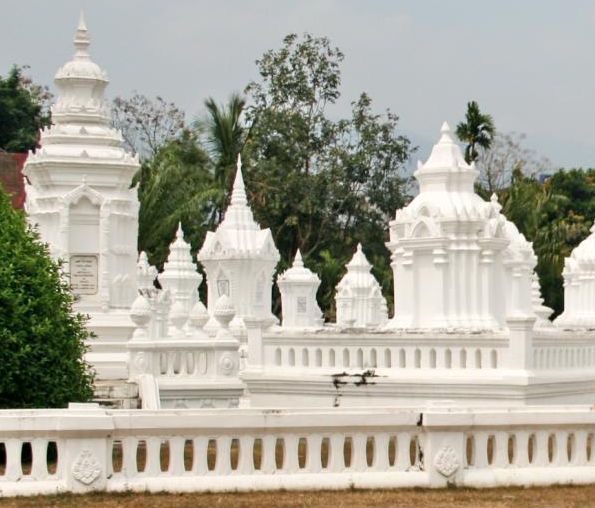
[231,154,247,206]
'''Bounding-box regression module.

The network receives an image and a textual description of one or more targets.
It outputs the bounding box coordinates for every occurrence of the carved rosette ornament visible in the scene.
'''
[219,353,235,376]
[433,445,460,477]
[72,449,101,485]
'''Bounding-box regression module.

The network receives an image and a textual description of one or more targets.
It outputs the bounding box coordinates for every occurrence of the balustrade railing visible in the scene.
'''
[266,344,503,371]
[2,405,595,496]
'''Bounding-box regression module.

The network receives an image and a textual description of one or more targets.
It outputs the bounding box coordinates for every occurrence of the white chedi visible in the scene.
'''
[335,244,388,328]
[23,13,140,311]
[278,250,324,329]
[158,223,202,317]
[198,156,280,330]
[556,222,595,329]
[386,122,536,330]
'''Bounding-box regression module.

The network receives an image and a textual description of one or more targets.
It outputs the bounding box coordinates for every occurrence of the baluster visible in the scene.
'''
[327,433,344,472]
[395,433,411,470]
[165,352,174,376]
[237,435,254,474]
[351,433,367,471]
[5,439,21,481]
[192,352,199,376]
[554,431,569,466]
[306,434,322,473]
[122,437,138,477]
[514,431,529,467]
[145,437,162,475]
[168,437,185,475]
[31,438,47,479]
[260,435,276,474]
[215,436,231,475]
[283,434,299,473]
[492,431,509,468]
[572,430,587,466]
[192,437,208,475]
[532,431,549,467]
[371,433,388,471]
[179,353,188,376]
[473,432,489,469]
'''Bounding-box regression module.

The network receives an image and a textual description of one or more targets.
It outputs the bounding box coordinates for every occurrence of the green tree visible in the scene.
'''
[203,93,246,220]
[0,185,93,408]
[456,100,495,164]
[136,129,216,268]
[0,66,52,153]
[498,168,594,316]
[244,33,414,316]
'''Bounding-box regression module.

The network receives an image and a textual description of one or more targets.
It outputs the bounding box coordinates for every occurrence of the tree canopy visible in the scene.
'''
[0,66,52,153]
[128,33,414,318]
[242,33,414,316]
[456,100,495,165]
[0,185,93,408]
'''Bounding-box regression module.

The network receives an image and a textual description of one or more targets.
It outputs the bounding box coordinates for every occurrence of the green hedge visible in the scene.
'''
[0,186,93,408]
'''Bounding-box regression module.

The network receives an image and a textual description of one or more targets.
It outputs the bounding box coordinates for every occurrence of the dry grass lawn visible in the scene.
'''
[3,486,595,508]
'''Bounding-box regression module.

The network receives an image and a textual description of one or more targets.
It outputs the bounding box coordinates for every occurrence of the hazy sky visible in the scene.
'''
[2,0,594,167]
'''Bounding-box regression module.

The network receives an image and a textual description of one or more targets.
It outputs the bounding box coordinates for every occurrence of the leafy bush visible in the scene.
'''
[0,186,94,408]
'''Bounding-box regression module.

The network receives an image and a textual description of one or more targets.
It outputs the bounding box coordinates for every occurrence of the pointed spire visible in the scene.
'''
[294,249,304,268]
[73,11,91,59]
[230,154,247,207]
[78,10,87,31]
[347,243,372,270]
[438,121,455,144]
[176,221,184,239]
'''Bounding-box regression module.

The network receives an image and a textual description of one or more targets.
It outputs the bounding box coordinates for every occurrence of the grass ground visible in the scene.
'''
[3,486,595,508]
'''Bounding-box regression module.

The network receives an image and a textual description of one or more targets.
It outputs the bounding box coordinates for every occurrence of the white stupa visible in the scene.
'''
[278,250,324,329]
[197,156,280,331]
[159,223,202,317]
[23,14,141,379]
[555,223,595,329]
[335,243,388,328]
[386,122,535,330]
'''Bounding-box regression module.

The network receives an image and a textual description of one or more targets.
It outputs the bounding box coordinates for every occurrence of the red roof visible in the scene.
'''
[0,152,27,209]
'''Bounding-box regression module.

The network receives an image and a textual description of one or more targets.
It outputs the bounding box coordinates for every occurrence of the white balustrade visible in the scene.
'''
[3,405,595,496]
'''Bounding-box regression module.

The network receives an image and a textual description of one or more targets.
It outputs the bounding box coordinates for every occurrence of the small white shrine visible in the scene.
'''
[335,244,388,328]
[278,250,324,329]
[555,223,595,329]
[23,15,140,379]
[159,224,202,321]
[386,122,535,331]
[197,158,280,333]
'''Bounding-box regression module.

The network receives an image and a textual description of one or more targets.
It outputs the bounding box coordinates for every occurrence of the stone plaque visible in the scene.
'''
[70,255,98,295]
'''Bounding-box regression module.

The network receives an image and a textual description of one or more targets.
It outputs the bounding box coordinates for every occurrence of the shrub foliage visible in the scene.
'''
[0,186,94,408]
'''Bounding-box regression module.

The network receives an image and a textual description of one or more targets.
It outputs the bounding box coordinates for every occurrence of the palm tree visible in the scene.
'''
[203,94,246,191]
[456,101,495,164]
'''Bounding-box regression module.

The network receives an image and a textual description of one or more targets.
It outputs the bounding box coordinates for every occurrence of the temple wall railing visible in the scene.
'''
[533,331,595,370]
[3,405,595,496]
[261,331,510,371]
[260,329,595,373]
